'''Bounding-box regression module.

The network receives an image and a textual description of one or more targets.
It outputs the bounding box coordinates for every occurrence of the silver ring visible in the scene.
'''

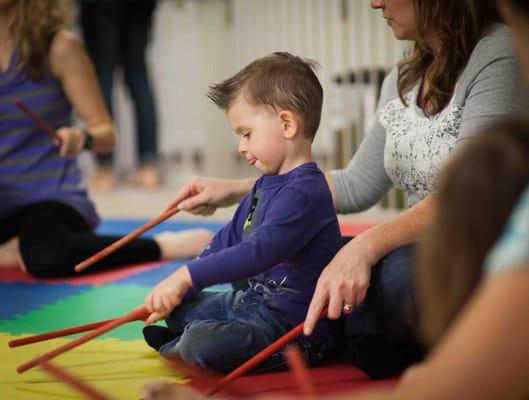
[343,303,354,313]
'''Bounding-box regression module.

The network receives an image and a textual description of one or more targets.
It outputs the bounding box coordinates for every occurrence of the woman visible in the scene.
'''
[0,0,212,277]
[142,0,529,398]
[161,0,527,377]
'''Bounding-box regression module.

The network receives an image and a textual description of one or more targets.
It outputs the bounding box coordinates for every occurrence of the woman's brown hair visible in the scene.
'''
[10,0,74,80]
[398,0,500,117]
[502,0,529,16]
[417,120,529,347]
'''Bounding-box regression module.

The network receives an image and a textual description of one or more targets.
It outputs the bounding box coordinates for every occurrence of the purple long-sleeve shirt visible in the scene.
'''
[187,162,342,345]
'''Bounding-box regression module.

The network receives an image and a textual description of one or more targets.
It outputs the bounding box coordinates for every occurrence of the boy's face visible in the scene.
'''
[228,95,288,175]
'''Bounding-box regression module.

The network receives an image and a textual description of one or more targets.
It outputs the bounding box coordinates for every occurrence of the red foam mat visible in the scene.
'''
[0,261,161,285]
[189,364,397,397]
[339,222,375,237]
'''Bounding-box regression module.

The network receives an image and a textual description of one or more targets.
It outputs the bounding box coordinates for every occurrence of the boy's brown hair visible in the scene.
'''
[208,52,323,140]
[417,120,529,348]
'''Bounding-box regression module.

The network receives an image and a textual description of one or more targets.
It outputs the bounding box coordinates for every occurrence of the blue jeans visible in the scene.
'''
[80,0,158,164]
[161,290,312,373]
[345,244,416,339]
[339,244,422,378]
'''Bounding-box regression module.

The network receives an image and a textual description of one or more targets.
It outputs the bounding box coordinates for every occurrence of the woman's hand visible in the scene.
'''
[303,234,379,336]
[55,127,87,158]
[145,266,193,324]
[166,177,255,215]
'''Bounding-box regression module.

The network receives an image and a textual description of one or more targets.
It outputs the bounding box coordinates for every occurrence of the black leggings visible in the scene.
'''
[0,201,160,278]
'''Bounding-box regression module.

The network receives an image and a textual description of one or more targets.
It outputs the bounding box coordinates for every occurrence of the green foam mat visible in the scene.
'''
[0,284,151,341]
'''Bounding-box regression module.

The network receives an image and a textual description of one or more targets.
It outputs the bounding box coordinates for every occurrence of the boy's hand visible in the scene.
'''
[145,266,193,324]
[166,177,255,215]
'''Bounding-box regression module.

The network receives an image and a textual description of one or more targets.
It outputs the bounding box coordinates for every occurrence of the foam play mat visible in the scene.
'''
[1,218,395,399]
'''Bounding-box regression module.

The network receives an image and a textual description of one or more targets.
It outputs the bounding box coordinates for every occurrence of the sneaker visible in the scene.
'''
[143,325,178,351]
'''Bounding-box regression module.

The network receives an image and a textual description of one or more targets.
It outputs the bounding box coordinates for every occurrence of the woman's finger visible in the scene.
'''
[327,286,345,320]
[304,285,327,336]
[342,286,356,315]
[355,286,369,307]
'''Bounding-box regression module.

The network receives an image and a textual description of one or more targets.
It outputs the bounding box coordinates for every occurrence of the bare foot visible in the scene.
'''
[0,237,23,269]
[141,380,206,400]
[89,167,115,193]
[154,229,214,260]
[125,164,161,190]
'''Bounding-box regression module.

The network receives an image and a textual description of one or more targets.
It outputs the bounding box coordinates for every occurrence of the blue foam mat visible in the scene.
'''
[0,281,90,320]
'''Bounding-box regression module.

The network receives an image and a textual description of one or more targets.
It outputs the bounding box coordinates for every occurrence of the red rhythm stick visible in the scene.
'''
[206,307,327,397]
[14,99,60,140]
[8,318,118,348]
[17,306,148,374]
[41,362,112,400]
[206,322,304,396]
[75,206,180,272]
[285,345,316,397]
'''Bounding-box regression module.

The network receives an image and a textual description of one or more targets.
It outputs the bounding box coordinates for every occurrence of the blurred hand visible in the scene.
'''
[304,235,377,336]
[166,177,252,216]
[55,127,86,158]
[145,266,193,324]
[141,379,206,400]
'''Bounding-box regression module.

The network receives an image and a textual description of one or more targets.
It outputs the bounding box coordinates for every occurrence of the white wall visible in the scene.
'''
[112,0,408,177]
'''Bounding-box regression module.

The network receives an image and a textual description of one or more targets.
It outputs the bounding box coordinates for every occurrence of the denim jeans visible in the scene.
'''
[339,244,423,378]
[80,0,158,164]
[161,290,316,373]
[344,244,416,339]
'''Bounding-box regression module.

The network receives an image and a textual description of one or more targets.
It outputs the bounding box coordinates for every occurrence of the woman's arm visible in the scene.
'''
[357,194,435,262]
[49,30,115,155]
[304,194,435,334]
[327,70,398,215]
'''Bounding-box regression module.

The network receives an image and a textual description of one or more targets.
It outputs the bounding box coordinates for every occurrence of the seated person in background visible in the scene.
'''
[417,120,529,349]
[142,52,343,373]
[0,0,212,277]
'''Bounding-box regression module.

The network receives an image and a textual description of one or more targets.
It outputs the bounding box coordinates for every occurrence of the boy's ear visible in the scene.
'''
[278,110,300,139]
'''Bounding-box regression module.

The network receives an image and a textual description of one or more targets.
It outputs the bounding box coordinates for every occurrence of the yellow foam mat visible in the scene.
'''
[0,333,186,399]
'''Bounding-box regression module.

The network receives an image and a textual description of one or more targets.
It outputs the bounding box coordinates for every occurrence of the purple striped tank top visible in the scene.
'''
[0,53,99,228]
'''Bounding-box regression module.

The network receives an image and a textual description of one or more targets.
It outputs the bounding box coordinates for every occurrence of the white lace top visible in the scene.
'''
[380,85,464,205]
[331,23,529,213]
